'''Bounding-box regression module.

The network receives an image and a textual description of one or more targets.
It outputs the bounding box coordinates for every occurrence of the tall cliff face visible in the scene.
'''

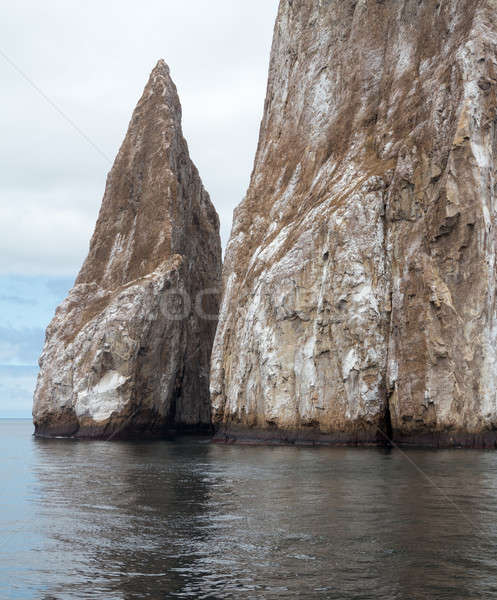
[33,60,222,438]
[211,0,497,446]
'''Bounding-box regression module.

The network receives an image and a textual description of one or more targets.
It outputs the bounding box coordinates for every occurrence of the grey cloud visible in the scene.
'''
[45,277,74,297]
[0,295,37,305]
[0,364,38,416]
[0,327,45,365]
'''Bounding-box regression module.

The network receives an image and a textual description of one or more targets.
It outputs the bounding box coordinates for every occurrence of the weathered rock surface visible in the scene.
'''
[211,0,497,447]
[33,60,221,438]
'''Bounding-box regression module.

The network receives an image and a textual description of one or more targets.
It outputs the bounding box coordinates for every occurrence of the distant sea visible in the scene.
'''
[1,418,497,599]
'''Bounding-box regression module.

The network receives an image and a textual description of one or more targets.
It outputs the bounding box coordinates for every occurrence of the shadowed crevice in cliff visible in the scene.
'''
[381,395,394,448]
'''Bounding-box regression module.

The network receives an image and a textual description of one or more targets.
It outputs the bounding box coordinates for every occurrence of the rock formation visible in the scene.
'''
[211,0,497,447]
[33,60,222,438]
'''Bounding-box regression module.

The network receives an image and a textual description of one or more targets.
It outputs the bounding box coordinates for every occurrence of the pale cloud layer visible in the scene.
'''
[0,0,279,275]
[0,275,73,416]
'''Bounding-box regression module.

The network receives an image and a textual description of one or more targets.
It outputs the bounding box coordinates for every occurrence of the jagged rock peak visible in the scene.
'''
[153,58,169,71]
[211,0,497,447]
[33,60,222,439]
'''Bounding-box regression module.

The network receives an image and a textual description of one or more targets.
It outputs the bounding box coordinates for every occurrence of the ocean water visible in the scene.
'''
[1,419,497,599]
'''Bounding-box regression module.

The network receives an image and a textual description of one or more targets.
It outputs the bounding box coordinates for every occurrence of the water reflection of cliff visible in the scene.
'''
[30,441,497,599]
[32,438,215,599]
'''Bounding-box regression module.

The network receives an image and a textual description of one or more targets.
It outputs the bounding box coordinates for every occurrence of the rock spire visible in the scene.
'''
[33,60,222,438]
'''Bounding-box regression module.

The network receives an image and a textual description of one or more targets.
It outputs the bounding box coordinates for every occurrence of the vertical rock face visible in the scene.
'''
[211,0,497,446]
[33,60,222,438]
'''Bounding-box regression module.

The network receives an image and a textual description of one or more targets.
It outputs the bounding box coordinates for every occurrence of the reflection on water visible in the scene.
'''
[1,420,497,599]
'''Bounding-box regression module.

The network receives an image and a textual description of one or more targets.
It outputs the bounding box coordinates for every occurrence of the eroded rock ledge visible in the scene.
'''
[33,60,222,439]
[210,0,497,448]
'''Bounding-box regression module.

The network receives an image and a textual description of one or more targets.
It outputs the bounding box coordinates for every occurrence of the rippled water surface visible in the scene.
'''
[1,419,497,599]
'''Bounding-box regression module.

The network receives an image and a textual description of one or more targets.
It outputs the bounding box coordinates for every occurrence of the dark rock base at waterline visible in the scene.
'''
[213,426,497,449]
[33,410,213,441]
[213,426,385,447]
[33,417,497,448]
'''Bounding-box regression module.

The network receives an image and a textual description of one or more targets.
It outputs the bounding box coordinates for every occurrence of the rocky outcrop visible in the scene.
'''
[33,60,222,438]
[211,0,497,447]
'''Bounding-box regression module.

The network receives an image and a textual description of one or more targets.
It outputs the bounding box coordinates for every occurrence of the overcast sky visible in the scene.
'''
[0,0,279,416]
[1,0,279,275]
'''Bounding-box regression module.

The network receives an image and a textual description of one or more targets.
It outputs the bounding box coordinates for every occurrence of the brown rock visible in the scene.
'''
[33,60,222,438]
[211,0,497,447]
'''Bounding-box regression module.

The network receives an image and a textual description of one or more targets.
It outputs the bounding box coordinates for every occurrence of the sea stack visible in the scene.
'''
[211,0,497,447]
[33,60,222,438]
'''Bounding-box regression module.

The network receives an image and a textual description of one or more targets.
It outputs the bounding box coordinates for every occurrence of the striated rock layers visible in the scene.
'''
[211,0,497,447]
[33,60,222,438]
